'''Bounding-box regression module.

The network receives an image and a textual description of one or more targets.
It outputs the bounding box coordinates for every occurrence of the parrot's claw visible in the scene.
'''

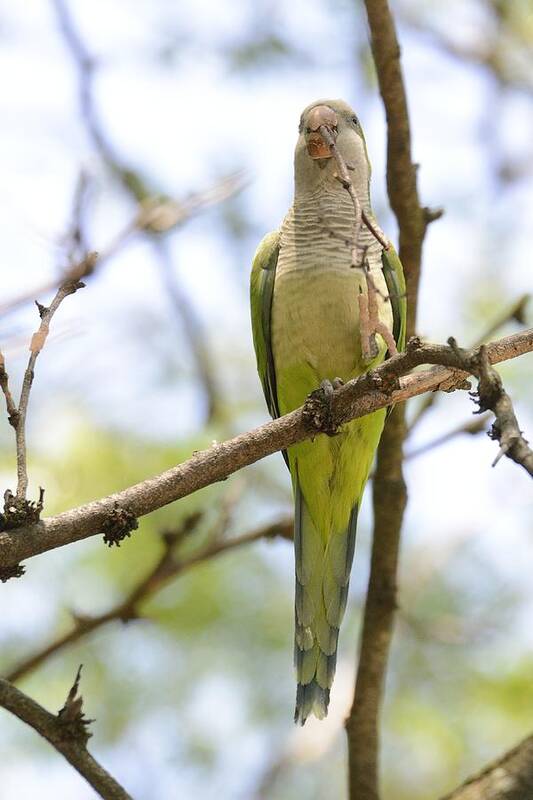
[303,379,340,437]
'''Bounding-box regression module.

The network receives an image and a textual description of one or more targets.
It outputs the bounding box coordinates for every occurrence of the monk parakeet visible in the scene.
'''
[250,99,406,724]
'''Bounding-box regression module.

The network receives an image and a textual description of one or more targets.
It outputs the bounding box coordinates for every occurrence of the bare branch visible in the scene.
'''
[5,515,292,683]
[440,733,533,800]
[0,329,530,574]
[14,262,94,500]
[408,294,530,433]
[0,674,132,800]
[363,1,430,340]
[347,2,437,797]
[450,340,533,475]
[346,404,406,800]
[0,353,18,425]
[51,0,238,423]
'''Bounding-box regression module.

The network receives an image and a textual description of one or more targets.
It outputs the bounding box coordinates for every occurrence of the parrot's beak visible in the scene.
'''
[305,105,338,159]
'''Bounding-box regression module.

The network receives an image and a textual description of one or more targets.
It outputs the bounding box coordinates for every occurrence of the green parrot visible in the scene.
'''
[250,99,406,725]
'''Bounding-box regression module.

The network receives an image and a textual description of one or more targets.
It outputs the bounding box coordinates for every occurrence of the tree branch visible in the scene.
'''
[348,2,436,798]
[14,270,91,500]
[0,329,530,574]
[346,404,406,798]
[451,340,533,475]
[5,516,293,683]
[440,733,533,800]
[363,0,430,340]
[0,255,96,532]
[408,293,530,433]
[0,672,132,800]
[52,0,235,424]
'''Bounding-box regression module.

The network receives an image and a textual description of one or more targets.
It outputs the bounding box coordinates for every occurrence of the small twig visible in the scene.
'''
[0,352,18,426]
[62,171,91,265]
[408,293,530,434]
[447,337,533,474]
[13,256,95,500]
[5,515,292,683]
[319,124,364,257]
[0,674,132,800]
[318,124,390,252]
[318,125,395,363]
[465,342,533,475]
[51,0,246,425]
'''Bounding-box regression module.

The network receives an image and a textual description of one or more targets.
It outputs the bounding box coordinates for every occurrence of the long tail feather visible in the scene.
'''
[293,485,359,725]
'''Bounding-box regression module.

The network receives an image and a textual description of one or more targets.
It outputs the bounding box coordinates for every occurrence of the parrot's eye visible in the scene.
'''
[351,115,359,126]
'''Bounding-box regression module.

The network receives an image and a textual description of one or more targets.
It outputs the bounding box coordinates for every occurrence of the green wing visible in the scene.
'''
[250,230,281,420]
[381,243,407,353]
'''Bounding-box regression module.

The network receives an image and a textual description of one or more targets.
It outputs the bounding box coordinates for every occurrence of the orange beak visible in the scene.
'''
[305,105,338,159]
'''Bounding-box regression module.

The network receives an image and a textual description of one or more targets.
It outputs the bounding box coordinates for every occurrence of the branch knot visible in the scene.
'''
[0,488,45,532]
[101,503,139,547]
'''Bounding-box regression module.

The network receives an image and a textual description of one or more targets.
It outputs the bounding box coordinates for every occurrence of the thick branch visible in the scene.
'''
[350,3,438,798]
[0,330,530,572]
[440,733,533,800]
[346,404,406,797]
[364,0,429,340]
[0,676,132,800]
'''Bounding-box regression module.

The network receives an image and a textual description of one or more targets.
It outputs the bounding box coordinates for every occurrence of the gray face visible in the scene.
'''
[294,99,370,194]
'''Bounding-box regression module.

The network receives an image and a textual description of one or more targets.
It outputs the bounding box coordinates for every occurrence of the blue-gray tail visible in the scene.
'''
[293,486,358,725]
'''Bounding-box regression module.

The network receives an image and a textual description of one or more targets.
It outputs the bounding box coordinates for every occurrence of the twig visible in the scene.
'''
[399,7,533,94]
[5,515,293,683]
[317,125,390,251]
[408,293,530,433]
[51,0,241,424]
[0,353,18,424]
[0,328,530,573]
[317,125,397,362]
[439,732,533,800]
[153,239,221,422]
[0,673,132,800]
[449,339,533,475]
[0,254,95,517]
[14,264,93,500]
[318,124,363,254]
[0,171,244,322]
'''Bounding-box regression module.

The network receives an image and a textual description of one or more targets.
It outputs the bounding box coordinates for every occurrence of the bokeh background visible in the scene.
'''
[0,1,532,798]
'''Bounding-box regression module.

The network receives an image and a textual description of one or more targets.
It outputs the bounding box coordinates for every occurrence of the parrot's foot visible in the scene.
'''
[303,379,340,437]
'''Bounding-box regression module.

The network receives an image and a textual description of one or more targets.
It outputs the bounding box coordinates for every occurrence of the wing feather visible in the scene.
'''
[381,244,407,353]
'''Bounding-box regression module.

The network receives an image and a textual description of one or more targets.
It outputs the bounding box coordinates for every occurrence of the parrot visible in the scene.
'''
[250,99,406,725]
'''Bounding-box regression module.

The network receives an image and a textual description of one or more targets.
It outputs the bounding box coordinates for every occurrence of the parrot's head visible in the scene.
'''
[294,98,371,196]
